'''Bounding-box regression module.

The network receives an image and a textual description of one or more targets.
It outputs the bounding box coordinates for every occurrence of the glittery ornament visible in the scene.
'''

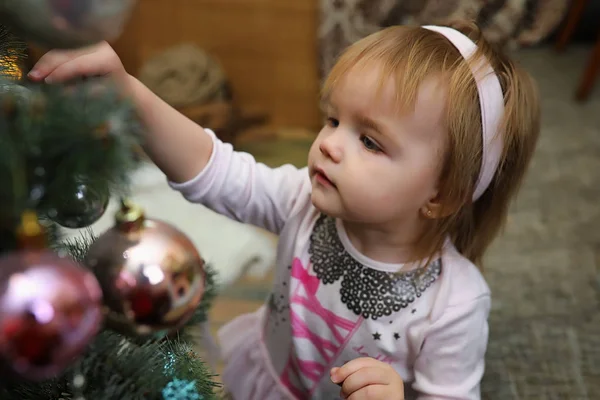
[163,351,176,376]
[162,378,203,400]
[0,211,103,381]
[0,0,137,49]
[47,178,109,229]
[84,200,205,338]
[0,54,24,81]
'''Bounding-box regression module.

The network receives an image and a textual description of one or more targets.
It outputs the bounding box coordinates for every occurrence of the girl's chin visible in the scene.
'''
[310,190,344,219]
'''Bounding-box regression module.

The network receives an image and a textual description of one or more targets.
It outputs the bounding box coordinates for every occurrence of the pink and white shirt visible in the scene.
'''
[170,130,491,400]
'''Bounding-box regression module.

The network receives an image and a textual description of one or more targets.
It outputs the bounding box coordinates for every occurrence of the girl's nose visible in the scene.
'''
[319,134,342,163]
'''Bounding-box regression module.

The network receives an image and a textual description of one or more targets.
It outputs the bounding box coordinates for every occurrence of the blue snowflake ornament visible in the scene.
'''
[162,378,203,400]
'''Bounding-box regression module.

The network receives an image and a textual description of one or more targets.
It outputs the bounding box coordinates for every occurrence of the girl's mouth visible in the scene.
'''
[314,169,335,187]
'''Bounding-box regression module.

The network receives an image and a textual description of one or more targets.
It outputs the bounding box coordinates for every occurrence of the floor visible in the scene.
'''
[199,45,600,398]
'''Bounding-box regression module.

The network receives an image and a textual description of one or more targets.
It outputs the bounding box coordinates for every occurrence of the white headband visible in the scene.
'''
[422,25,504,201]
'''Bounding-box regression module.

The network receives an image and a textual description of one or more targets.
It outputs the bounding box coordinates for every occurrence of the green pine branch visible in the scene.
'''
[0,78,144,253]
[0,25,223,399]
[0,331,222,400]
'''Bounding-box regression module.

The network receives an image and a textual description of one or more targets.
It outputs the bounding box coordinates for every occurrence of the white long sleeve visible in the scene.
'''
[412,294,491,400]
[169,129,310,234]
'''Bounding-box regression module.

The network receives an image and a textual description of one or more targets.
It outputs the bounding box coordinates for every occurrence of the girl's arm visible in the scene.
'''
[168,128,310,235]
[412,295,490,400]
[29,45,308,232]
[128,75,310,234]
[127,75,214,184]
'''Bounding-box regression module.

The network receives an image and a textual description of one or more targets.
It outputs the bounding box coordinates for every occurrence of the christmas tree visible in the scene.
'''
[0,2,221,399]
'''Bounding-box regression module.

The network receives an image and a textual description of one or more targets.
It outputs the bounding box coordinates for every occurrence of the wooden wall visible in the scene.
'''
[113,0,322,131]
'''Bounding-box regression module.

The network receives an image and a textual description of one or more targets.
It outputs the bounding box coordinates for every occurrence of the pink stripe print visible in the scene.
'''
[291,294,355,343]
[280,257,360,396]
[280,357,306,400]
[290,308,336,360]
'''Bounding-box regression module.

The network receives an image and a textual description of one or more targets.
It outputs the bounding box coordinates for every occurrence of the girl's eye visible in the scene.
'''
[360,135,381,152]
[326,117,339,128]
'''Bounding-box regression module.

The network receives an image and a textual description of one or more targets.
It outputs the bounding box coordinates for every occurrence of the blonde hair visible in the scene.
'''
[322,21,540,267]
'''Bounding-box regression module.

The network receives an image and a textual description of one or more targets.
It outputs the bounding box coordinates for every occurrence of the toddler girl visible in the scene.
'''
[29,21,540,399]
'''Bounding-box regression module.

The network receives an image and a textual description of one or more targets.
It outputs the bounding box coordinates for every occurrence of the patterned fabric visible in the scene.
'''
[309,214,441,320]
[318,0,570,79]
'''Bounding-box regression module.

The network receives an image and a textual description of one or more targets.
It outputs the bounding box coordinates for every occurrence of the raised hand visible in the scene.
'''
[28,41,128,87]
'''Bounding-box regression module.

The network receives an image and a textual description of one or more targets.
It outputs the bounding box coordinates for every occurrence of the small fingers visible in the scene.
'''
[346,384,390,400]
[340,367,389,397]
[331,357,384,384]
[28,50,77,81]
[43,51,118,83]
[28,42,112,82]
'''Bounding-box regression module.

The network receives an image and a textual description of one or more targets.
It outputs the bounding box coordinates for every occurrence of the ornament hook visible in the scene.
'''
[115,198,145,232]
[16,209,46,250]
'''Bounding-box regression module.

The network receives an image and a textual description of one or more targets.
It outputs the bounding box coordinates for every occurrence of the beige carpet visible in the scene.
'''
[480,45,600,399]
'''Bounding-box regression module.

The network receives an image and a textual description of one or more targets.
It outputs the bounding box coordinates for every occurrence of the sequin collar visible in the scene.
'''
[309,215,442,321]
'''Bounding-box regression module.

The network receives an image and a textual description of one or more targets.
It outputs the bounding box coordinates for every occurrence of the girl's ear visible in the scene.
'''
[420,192,462,219]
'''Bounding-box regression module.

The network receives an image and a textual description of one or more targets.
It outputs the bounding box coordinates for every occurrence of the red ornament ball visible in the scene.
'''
[0,250,103,381]
[84,202,205,338]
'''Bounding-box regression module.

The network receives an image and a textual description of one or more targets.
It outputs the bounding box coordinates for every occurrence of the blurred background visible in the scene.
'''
[27,0,600,398]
